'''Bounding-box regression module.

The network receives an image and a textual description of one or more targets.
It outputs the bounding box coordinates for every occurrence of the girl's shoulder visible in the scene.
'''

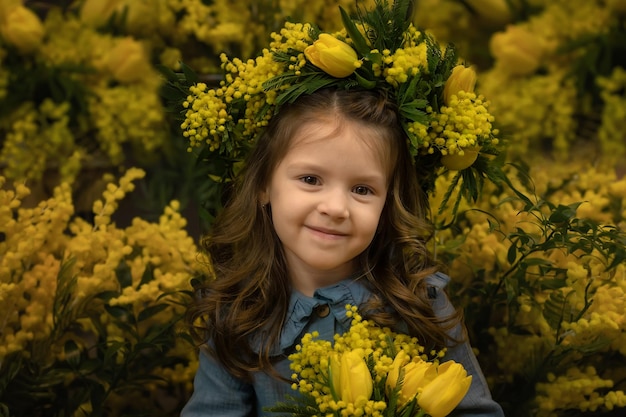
[425,271,450,300]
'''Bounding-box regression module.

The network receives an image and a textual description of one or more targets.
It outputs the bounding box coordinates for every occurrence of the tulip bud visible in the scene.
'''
[304,34,359,78]
[80,0,124,27]
[385,350,409,392]
[330,349,373,404]
[0,5,45,54]
[119,0,158,37]
[443,65,477,105]
[418,361,472,417]
[464,0,512,27]
[441,147,480,171]
[490,25,545,76]
[105,37,152,83]
[386,351,437,406]
[0,0,20,21]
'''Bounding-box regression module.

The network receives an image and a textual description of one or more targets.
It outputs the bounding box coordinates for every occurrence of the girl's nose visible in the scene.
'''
[317,189,349,219]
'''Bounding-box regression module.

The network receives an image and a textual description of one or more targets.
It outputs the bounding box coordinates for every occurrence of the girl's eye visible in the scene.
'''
[300,175,319,185]
[353,185,372,196]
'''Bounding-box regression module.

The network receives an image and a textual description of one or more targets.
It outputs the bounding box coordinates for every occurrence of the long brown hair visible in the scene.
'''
[186,88,462,381]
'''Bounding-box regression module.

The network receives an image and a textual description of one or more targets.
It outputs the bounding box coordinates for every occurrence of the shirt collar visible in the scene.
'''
[255,272,450,356]
[281,278,365,345]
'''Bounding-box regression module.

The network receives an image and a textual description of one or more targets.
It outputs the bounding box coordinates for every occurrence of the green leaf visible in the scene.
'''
[507,244,517,264]
[104,305,135,325]
[96,290,119,302]
[548,203,581,224]
[64,340,81,369]
[155,64,180,84]
[542,291,567,331]
[138,263,154,288]
[181,61,200,85]
[115,261,132,288]
[355,71,377,89]
[137,304,169,322]
[340,6,371,56]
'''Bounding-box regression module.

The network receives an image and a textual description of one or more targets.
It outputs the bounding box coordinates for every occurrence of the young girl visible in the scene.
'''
[181,88,505,416]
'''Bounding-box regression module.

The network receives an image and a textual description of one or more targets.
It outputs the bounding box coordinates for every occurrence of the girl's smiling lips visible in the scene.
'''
[306,225,348,238]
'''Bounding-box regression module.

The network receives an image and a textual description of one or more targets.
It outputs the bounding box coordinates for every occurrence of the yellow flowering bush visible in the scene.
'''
[409,1,626,165]
[0,168,207,416]
[0,3,168,183]
[268,306,471,417]
[432,159,626,416]
[0,1,625,416]
[476,0,626,161]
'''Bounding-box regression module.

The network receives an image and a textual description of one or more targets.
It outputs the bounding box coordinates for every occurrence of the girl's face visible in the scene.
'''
[262,117,390,295]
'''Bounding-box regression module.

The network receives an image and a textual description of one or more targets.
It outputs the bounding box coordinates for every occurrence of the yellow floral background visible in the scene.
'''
[1,0,625,416]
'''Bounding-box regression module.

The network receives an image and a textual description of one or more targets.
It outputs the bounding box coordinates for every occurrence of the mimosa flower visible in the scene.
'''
[304,34,359,78]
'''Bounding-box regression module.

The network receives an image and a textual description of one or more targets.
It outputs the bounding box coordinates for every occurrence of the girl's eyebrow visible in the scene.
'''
[285,162,386,184]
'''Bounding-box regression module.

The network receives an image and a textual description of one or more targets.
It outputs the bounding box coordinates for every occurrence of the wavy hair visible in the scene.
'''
[186,88,462,381]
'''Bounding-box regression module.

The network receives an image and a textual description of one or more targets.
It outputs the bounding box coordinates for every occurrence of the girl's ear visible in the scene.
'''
[259,189,270,206]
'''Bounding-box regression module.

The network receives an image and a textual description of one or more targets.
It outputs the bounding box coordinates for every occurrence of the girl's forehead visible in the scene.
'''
[285,117,396,174]
[289,116,387,148]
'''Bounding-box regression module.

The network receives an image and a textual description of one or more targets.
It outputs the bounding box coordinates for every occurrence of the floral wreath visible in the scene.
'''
[162,0,504,216]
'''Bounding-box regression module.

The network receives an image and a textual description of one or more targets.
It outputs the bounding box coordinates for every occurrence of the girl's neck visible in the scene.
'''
[289,263,357,297]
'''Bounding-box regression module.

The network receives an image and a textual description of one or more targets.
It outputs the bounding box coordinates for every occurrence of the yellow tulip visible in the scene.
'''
[0,5,44,54]
[330,349,373,403]
[490,25,545,76]
[464,0,512,27]
[304,34,358,78]
[0,0,20,21]
[443,65,476,105]
[105,37,152,83]
[441,147,481,171]
[80,0,124,27]
[418,361,472,417]
[119,0,158,37]
[386,350,407,396]
[386,350,437,406]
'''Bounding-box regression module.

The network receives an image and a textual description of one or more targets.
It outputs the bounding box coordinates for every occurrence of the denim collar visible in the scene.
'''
[277,275,371,353]
[254,272,450,356]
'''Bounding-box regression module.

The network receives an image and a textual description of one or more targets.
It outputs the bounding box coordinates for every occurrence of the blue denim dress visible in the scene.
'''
[181,272,505,416]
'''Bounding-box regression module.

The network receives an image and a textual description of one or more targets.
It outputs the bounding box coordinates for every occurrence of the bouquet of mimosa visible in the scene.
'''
[267,305,472,417]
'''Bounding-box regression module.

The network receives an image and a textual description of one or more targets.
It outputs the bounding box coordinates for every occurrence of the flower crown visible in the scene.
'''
[165,0,504,215]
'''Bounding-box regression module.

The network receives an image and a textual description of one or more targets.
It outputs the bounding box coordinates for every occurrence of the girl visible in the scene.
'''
[181,88,505,416]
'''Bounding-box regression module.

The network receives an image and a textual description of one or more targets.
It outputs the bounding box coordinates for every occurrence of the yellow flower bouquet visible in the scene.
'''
[267,306,471,417]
